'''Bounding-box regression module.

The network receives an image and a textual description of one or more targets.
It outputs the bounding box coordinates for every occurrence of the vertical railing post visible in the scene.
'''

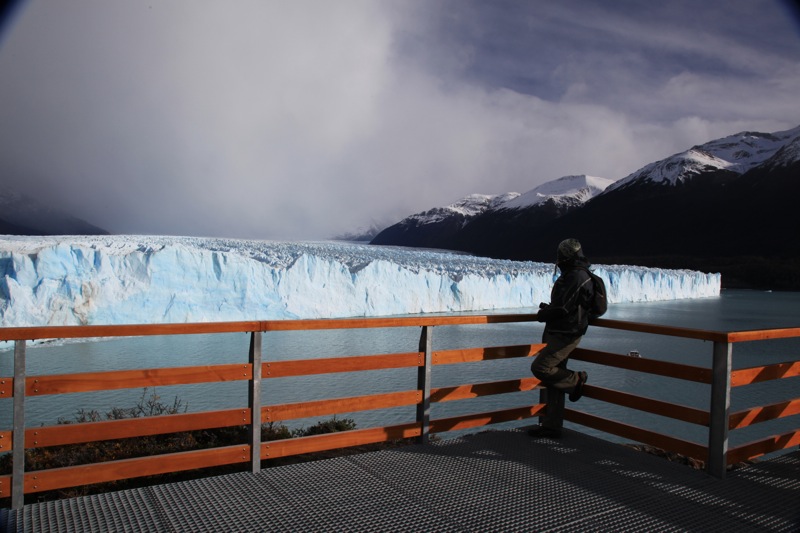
[417,326,432,444]
[12,340,26,509]
[707,340,732,479]
[539,386,565,430]
[248,331,262,474]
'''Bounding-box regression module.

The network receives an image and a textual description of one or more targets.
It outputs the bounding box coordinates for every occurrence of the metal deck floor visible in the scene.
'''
[2,428,799,532]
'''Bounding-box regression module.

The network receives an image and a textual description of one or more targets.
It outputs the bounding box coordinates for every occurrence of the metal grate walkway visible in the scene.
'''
[2,428,799,532]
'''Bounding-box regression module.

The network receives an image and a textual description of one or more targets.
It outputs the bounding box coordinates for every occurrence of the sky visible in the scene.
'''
[1,0,799,240]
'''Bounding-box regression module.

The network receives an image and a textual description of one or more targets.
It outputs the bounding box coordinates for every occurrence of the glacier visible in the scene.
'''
[0,235,721,328]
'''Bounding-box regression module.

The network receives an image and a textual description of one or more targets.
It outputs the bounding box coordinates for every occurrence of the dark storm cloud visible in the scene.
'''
[400,0,800,119]
[0,1,798,240]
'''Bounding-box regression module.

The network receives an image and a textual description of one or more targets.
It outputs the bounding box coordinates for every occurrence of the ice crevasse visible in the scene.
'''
[0,235,721,327]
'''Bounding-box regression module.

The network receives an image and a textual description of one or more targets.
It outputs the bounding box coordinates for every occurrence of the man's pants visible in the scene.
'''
[530,331,582,391]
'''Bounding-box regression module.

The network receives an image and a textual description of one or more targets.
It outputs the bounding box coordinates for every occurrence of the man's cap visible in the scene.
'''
[557,238,582,262]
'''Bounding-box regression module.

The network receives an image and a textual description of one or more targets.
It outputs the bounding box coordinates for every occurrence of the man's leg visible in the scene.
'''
[531,332,582,391]
[534,385,566,434]
[530,333,582,436]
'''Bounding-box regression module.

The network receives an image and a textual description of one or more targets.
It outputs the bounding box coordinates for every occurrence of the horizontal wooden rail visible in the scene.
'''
[17,409,250,450]
[729,399,800,430]
[572,348,712,383]
[22,445,250,494]
[263,352,421,378]
[726,327,800,343]
[590,318,728,342]
[433,344,544,365]
[2,316,795,343]
[261,423,421,459]
[730,361,800,387]
[584,385,710,427]
[727,429,800,464]
[261,315,539,332]
[564,409,708,462]
[0,313,542,341]
[593,320,800,344]
[0,321,263,341]
[263,391,421,422]
[429,405,545,434]
[431,378,540,403]
[23,364,251,396]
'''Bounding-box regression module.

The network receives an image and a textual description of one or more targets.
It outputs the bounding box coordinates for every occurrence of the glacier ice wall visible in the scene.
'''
[0,236,720,327]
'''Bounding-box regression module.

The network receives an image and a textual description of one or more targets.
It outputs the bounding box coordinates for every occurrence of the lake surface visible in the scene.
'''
[2,289,799,452]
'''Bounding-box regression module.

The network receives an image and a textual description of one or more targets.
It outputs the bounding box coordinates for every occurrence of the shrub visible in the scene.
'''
[297,416,358,436]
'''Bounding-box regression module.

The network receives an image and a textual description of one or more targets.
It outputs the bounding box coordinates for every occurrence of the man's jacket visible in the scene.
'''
[537,258,593,337]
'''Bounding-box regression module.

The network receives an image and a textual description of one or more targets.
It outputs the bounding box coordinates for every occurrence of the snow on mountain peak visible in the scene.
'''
[760,132,800,169]
[697,126,800,171]
[607,124,800,192]
[450,193,520,216]
[500,175,613,210]
[407,192,520,224]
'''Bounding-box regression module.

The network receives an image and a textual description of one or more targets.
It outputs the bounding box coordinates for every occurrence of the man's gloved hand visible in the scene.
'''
[537,304,567,322]
[537,302,549,322]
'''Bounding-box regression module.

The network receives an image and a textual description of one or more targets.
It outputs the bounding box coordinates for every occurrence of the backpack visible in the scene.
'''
[580,268,608,318]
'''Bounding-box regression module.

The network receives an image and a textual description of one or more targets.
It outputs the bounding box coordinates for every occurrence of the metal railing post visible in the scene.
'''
[707,340,732,478]
[248,331,262,474]
[539,386,565,430]
[417,326,432,444]
[12,340,26,509]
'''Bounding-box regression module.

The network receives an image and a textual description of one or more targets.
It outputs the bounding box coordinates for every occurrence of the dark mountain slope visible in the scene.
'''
[501,161,800,289]
[0,217,41,236]
[0,190,108,235]
[371,193,519,250]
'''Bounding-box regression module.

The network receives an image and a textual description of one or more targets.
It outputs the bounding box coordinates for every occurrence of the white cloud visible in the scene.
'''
[0,0,798,240]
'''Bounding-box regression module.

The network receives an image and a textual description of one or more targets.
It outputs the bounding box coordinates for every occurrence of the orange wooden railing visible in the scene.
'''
[570,318,800,475]
[0,315,798,509]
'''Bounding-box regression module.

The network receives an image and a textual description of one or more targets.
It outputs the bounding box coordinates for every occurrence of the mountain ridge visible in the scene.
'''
[606,125,800,193]
[370,175,611,250]
[370,124,800,290]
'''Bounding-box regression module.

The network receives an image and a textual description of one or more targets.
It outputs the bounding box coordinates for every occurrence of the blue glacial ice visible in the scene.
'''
[0,235,721,327]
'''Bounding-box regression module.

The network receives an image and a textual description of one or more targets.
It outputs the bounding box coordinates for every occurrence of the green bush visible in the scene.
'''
[298,416,358,436]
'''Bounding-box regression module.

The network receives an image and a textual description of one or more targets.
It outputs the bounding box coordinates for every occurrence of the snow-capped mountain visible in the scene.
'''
[444,174,614,256]
[758,134,800,171]
[502,175,614,210]
[370,176,608,249]
[370,124,800,290]
[333,221,392,242]
[403,193,521,226]
[0,188,108,236]
[606,125,800,192]
[370,192,519,248]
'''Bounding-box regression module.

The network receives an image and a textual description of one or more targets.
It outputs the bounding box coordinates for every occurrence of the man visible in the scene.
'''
[529,238,593,438]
